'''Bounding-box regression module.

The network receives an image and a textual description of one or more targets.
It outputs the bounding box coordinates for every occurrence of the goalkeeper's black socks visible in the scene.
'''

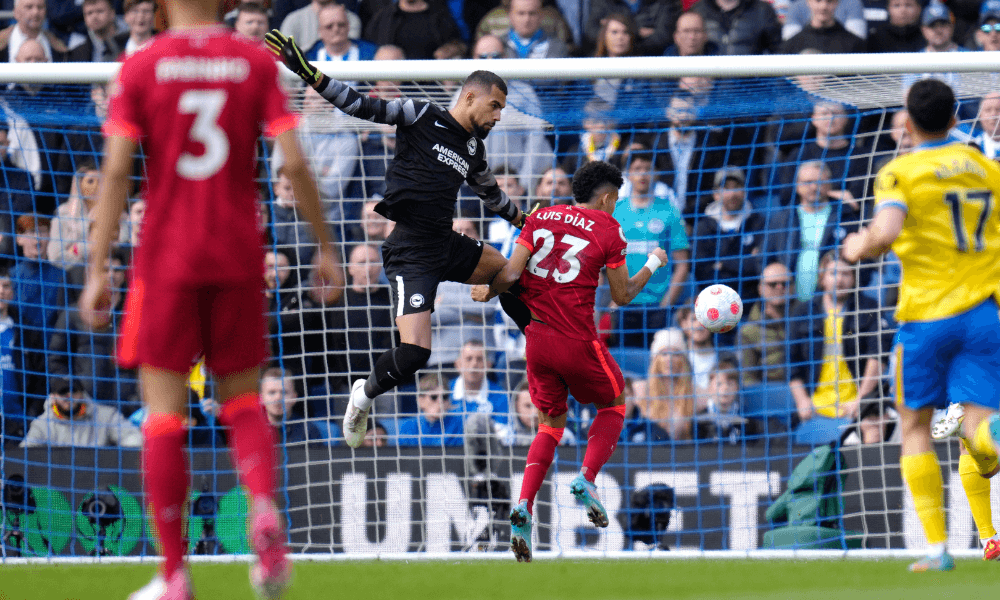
[364,343,431,399]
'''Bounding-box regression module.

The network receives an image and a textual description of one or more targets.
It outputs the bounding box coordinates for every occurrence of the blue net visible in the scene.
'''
[0,71,991,558]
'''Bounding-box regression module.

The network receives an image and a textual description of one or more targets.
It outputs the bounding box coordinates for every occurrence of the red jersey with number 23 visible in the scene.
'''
[104,27,297,286]
[516,205,627,341]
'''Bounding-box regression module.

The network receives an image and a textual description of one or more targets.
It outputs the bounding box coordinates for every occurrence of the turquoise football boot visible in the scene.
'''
[510,500,533,563]
[570,474,609,528]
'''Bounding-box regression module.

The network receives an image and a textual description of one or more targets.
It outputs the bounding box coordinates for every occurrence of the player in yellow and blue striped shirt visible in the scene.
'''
[843,78,1000,572]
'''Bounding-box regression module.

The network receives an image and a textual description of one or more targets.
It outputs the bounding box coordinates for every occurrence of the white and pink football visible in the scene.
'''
[694,284,744,334]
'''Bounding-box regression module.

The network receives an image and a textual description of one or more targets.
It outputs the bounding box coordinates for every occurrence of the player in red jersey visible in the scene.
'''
[473,161,668,562]
[78,0,340,597]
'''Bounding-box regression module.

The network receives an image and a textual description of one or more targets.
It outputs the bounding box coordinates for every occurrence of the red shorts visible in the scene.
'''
[117,277,268,377]
[524,323,624,418]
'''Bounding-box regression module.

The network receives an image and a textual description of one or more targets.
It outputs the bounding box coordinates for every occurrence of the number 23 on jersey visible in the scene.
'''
[527,228,591,283]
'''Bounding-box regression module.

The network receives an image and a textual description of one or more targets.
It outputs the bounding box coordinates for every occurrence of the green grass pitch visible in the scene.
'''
[0,558,995,600]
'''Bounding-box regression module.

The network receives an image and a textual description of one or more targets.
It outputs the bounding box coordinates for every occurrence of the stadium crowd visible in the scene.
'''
[4,0,999,451]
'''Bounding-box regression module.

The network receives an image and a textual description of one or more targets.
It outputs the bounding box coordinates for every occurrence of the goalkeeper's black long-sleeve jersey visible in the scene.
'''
[315,77,517,235]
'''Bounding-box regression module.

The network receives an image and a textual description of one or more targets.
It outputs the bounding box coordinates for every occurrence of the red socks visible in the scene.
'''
[142,413,189,579]
[142,393,276,579]
[519,405,626,514]
[582,405,626,483]
[520,424,563,514]
[220,392,277,501]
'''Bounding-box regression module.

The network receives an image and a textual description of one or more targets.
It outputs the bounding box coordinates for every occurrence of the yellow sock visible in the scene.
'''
[965,418,1000,461]
[961,437,999,475]
[901,451,947,546]
[959,453,996,540]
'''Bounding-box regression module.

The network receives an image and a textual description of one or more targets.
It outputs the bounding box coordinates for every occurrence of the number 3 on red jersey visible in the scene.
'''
[176,89,230,181]
[527,228,590,283]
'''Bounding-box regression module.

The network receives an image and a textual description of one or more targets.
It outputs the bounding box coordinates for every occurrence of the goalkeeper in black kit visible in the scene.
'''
[265,30,530,448]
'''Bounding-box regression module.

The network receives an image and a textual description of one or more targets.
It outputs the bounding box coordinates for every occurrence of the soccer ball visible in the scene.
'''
[694,285,744,334]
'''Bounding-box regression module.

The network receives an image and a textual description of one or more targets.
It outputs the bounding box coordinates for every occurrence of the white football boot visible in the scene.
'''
[342,379,370,448]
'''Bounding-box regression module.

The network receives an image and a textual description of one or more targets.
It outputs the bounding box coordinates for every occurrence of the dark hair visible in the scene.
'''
[461,338,486,351]
[674,304,693,325]
[463,70,508,96]
[82,0,112,8]
[454,213,483,239]
[712,352,740,380]
[123,0,155,13]
[572,161,623,205]
[236,2,267,17]
[594,11,637,57]
[906,79,955,135]
[52,378,71,396]
[819,248,852,273]
[75,159,98,175]
[627,149,655,170]
[52,378,86,396]
[109,246,130,266]
[492,163,519,178]
[269,246,297,267]
[434,39,468,60]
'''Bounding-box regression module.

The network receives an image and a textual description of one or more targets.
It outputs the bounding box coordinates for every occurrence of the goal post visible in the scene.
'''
[0,53,994,561]
[6,51,1000,82]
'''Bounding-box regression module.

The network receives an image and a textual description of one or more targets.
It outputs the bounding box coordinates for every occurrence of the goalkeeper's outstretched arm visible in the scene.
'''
[467,163,523,227]
[265,29,425,127]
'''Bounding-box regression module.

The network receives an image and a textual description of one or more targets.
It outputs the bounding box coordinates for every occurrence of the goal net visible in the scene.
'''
[0,53,994,559]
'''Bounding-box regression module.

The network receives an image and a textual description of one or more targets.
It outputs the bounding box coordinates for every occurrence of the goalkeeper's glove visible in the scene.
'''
[264,29,322,86]
[513,201,542,229]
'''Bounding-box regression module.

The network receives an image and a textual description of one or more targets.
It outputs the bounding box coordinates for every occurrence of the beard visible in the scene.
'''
[471,120,492,139]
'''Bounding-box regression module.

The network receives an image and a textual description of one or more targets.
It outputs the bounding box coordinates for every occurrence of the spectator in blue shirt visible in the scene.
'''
[304,4,377,62]
[0,269,23,442]
[12,214,67,416]
[397,373,465,447]
[449,339,508,425]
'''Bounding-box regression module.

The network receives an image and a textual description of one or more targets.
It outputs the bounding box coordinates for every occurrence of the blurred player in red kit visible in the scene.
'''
[78,0,341,597]
[473,160,668,562]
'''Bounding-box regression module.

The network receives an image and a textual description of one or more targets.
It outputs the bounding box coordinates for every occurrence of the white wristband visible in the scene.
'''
[644,254,663,274]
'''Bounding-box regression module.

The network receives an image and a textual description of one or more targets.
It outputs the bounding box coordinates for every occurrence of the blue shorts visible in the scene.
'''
[895,298,1000,411]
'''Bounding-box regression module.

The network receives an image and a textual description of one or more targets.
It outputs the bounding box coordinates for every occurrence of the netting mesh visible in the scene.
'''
[0,68,996,558]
